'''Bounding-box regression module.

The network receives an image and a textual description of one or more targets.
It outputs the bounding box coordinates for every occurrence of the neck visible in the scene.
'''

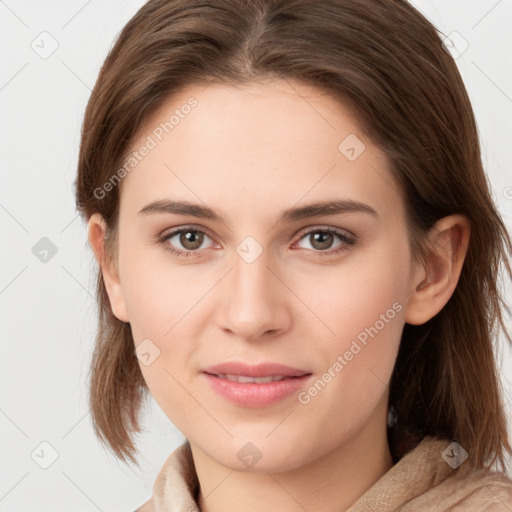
[191,407,393,512]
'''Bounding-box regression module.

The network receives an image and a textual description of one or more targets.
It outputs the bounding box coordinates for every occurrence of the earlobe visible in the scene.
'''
[87,213,129,322]
[404,214,470,326]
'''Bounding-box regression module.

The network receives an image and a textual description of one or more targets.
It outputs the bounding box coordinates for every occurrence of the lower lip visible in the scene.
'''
[203,373,312,408]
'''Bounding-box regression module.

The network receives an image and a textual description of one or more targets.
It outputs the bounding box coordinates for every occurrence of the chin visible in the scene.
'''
[197,433,318,473]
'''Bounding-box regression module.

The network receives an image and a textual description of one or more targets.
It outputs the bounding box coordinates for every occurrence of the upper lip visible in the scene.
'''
[202,361,311,378]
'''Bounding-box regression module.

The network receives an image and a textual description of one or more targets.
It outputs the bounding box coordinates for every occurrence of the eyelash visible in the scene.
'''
[156,225,357,258]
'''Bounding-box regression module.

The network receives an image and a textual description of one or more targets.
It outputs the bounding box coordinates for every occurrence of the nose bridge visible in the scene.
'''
[233,247,270,301]
[216,240,289,339]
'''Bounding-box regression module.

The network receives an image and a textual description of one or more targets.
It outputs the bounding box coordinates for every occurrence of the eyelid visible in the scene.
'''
[159,224,218,243]
[293,224,356,241]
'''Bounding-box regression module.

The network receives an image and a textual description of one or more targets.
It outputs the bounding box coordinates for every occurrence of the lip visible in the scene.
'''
[201,361,312,408]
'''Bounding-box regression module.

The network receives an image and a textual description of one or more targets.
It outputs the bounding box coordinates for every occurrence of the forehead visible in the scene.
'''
[119,79,404,225]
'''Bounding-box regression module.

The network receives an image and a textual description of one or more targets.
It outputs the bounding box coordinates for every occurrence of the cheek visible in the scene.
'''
[124,255,208,431]
[298,240,409,344]
[119,235,211,341]
[294,240,408,406]
[137,356,206,443]
[118,238,213,414]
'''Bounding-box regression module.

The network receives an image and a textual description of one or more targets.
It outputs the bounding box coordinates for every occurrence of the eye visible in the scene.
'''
[157,225,357,258]
[294,227,356,255]
[158,227,217,257]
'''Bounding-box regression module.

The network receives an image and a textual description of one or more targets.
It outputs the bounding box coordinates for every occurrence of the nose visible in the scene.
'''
[214,246,292,341]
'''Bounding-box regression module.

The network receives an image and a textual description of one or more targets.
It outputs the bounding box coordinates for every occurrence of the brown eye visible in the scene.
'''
[309,231,335,250]
[295,227,355,255]
[160,227,216,256]
[179,230,204,250]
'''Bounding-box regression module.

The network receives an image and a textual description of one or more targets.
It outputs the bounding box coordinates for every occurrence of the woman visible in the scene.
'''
[75,0,512,510]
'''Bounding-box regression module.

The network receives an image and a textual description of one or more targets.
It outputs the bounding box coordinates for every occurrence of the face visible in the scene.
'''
[101,79,419,472]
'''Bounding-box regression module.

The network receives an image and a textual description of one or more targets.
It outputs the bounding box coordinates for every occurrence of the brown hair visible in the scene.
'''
[75,0,512,470]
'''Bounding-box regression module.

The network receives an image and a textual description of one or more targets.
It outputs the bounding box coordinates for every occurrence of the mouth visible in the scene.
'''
[201,361,312,407]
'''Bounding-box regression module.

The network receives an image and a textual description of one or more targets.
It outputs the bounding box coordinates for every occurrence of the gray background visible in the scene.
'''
[1,0,511,510]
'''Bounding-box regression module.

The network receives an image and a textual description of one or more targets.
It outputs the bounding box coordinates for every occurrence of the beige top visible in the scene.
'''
[135,436,512,511]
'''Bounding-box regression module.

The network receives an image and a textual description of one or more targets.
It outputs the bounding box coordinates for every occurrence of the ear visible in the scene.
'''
[87,213,129,322]
[405,214,470,325]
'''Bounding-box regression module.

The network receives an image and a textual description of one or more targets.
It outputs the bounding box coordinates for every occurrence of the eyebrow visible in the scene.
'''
[138,198,378,224]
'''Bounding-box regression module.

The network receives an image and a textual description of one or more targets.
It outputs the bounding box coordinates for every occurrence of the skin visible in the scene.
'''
[88,79,470,512]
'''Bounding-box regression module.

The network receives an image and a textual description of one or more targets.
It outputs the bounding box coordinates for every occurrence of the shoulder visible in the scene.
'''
[353,435,512,511]
[133,498,155,512]
[448,469,512,511]
[408,465,512,511]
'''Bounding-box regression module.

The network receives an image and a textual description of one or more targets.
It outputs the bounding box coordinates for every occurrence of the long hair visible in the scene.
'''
[75,0,512,470]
